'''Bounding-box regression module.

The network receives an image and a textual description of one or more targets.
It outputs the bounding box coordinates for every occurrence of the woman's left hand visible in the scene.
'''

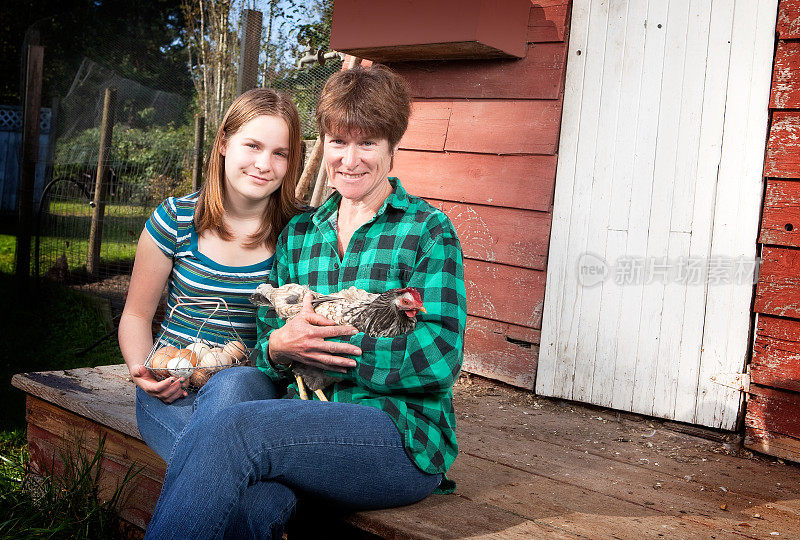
[268,293,361,372]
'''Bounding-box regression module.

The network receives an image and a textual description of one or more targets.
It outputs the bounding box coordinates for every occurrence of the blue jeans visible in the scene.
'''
[144,371,442,540]
[136,366,275,462]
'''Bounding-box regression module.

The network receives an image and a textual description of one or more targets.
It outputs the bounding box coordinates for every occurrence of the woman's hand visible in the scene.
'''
[268,293,361,373]
[130,364,187,403]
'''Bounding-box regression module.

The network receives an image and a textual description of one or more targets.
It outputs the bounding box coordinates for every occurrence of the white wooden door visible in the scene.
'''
[537,0,776,430]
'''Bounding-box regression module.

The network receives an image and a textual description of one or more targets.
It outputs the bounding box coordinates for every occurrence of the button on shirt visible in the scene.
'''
[255,177,467,488]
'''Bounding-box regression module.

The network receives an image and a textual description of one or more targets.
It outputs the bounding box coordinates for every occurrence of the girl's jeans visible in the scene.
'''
[138,367,442,540]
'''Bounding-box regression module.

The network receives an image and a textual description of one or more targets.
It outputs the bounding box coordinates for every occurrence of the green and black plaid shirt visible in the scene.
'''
[254,177,466,489]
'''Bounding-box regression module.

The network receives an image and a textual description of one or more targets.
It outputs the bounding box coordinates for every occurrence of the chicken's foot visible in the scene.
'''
[295,374,309,400]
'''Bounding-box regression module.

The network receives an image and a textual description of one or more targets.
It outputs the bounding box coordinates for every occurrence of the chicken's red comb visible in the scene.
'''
[398,287,423,305]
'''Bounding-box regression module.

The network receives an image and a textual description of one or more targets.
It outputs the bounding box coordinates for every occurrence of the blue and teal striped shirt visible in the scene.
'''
[145,193,272,349]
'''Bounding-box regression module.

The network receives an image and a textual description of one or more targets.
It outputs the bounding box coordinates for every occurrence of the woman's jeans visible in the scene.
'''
[139,367,442,540]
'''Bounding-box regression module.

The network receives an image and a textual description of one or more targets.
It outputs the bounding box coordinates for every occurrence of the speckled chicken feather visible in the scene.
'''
[250,283,424,392]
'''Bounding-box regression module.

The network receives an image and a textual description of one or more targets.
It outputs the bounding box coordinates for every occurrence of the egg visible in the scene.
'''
[199,350,233,368]
[176,348,200,367]
[150,346,179,370]
[188,369,212,388]
[167,356,193,378]
[186,342,212,360]
[223,340,247,362]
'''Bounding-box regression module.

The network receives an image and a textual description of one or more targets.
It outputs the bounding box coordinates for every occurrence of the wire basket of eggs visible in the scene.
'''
[144,296,251,390]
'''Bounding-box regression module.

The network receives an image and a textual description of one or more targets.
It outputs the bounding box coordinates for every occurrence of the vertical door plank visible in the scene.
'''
[670,0,713,234]
[616,0,668,413]
[573,0,628,404]
[673,0,735,424]
[552,0,610,400]
[656,0,713,420]
[652,232,691,419]
[605,0,649,410]
[537,0,592,398]
[696,0,775,430]
[631,0,688,417]
[592,230,627,407]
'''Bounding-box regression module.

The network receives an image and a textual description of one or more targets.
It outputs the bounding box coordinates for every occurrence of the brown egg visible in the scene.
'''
[188,369,212,388]
[150,346,179,369]
[176,348,200,367]
[223,340,247,362]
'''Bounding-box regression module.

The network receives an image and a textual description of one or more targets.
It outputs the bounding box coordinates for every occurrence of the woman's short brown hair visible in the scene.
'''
[195,88,302,249]
[316,64,411,149]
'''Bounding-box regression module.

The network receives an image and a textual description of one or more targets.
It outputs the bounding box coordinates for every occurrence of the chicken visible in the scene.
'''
[250,284,426,400]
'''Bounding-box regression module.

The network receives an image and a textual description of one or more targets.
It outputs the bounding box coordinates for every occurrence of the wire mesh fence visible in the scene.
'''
[33,56,338,317]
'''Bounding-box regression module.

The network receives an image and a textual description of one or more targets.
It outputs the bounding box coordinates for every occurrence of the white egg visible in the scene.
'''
[198,350,230,369]
[186,342,212,360]
[167,356,193,378]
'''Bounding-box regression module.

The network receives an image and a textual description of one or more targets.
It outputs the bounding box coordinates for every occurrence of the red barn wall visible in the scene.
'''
[385,2,572,389]
[746,0,800,462]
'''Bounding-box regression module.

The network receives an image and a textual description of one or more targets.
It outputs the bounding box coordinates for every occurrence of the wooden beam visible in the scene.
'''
[444,100,562,155]
[527,0,570,43]
[764,112,800,177]
[777,0,800,39]
[390,42,567,100]
[192,115,205,192]
[237,9,262,95]
[463,316,539,389]
[86,87,116,277]
[392,150,557,211]
[759,178,800,247]
[752,314,800,392]
[427,199,551,270]
[464,259,545,328]
[15,44,43,290]
[754,246,800,318]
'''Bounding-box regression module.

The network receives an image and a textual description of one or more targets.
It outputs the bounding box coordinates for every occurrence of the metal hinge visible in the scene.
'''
[710,369,751,393]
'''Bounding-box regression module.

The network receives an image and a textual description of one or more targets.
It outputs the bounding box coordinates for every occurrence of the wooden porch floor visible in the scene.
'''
[387,376,800,538]
[12,366,800,538]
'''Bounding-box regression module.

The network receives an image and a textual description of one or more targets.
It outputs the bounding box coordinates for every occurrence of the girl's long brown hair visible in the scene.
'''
[195,88,302,249]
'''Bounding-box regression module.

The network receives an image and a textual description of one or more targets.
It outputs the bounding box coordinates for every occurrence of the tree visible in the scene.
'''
[0,0,192,105]
[181,0,240,135]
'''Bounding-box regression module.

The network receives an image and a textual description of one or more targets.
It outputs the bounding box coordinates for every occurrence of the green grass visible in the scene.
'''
[0,432,139,539]
[0,235,14,274]
[0,235,138,278]
[47,201,147,218]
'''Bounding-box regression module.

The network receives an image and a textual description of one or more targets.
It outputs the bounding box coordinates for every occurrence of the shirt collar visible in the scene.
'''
[312,177,409,227]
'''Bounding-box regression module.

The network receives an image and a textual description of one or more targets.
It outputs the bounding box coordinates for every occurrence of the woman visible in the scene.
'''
[119,88,306,461]
[145,65,467,539]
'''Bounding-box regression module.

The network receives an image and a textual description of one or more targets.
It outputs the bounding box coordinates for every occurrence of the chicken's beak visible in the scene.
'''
[419,306,427,314]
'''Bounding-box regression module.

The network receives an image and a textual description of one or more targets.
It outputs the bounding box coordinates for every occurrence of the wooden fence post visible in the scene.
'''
[237,9,262,95]
[86,87,116,277]
[192,115,205,191]
[15,44,44,291]
[295,138,324,200]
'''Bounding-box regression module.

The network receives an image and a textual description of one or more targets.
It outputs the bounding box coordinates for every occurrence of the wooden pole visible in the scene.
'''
[87,87,116,277]
[295,138,324,201]
[15,44,44,291]
[192,115,205,192]
[309,164,328,207]
[237,9,262,95]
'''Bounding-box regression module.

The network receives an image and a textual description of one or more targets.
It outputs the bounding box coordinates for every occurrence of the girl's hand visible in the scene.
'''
[268,293,361,373]
[129,364,187,403]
